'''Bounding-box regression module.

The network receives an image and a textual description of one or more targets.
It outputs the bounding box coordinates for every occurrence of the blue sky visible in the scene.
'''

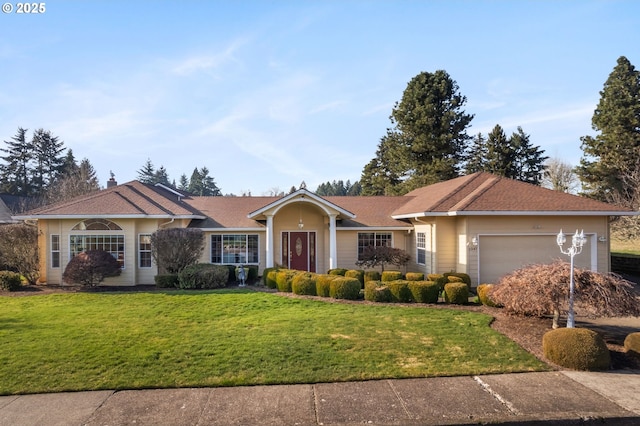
[1,1,639,195]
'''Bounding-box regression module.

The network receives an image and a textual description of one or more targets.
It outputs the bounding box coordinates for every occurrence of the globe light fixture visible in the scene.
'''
[556,229,587,328]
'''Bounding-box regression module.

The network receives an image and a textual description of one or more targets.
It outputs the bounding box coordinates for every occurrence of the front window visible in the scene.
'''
[139,234,152,268]
[416,232,426,265]
[357,232,392,260]
[211,234,259,264]
[70,235,125,268]
[51,235,60,268]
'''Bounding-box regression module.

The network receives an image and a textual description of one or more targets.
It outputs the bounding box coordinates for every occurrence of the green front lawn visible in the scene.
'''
[0,290,547,395]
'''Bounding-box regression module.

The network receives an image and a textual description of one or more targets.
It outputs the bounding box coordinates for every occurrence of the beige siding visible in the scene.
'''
[467,216,610,285]
[435,217,457,273]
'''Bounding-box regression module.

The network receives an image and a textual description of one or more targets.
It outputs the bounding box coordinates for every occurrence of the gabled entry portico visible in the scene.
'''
[248,189,355,272]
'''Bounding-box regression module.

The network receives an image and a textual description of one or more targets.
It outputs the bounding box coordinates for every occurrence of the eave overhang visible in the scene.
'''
[391,210,640,220]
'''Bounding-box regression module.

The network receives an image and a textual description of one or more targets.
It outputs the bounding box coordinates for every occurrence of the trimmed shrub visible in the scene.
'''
[364,270,381,283]
[428,273,448,290]
[155,274,179,288]
[276,270,297,292]
[328,268,348,276]
[444,272,471,286]
[405,272,424,281]
[381,270,403,282]
[329,277,361,300]
[387,280,413,303]
[624,332,640,359]
[0,271,22,291]
[178,263,229,289]
[62,250,121,286]
[246,265,258,282]
[446,275,464,283]
[477,284,498,307]
[315,274,337,297]
[444,282,469,304]
[292,272,317,296]
[364,281,392,302]
[345,269,365,287]
[408,281,440,304]
[264,268,279,289]
[543,328,610,370]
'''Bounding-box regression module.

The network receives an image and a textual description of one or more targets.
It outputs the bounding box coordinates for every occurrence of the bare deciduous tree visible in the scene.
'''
[542,157,579,193]
[0,223,39,285]
[490,261,640,329]
[355,246,410,272]
[151,228,205,274]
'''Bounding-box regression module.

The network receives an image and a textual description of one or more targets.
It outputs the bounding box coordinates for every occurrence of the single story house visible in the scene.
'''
[13,172,636,287]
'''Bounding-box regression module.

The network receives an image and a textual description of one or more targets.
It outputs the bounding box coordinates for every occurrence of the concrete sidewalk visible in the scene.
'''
[1,371,640,425]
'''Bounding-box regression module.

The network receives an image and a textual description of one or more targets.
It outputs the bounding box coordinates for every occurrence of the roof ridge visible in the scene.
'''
[449,174,500,212]
[429,173,486,211]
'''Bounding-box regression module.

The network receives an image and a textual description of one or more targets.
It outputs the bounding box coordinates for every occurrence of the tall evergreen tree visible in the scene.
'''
[578,56,640,210]
[510,126,548,185]
[187,167,221,196]
[361,70,473,195]
[178,173,189,191]
[465,133,488,174]
[360,130,406,195]
[0,127,33,196]
[46,157,100,203]
[137,159,156,184]
[484,125,515,178]
[154,166,170,186]
[31,128,66,193]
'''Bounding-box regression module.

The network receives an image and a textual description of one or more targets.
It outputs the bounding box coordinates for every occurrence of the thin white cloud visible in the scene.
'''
[170,37,249,76]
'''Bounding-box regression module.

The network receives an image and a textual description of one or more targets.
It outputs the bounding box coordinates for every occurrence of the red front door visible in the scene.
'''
[284,231,316,272]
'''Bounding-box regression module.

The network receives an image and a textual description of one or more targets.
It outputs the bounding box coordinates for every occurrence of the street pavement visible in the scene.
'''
[1,370,640,425]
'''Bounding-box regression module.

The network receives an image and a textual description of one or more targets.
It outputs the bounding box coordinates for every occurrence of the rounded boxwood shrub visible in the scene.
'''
[262,267,277,288]
[276,270,297,292]
[345,269,365,287]
[364,270,381,283]
[543,328,610,370]
[0,271,22,291]
[405,272,424,281]
[329,277,361,300]
[315,274,338,297]
[178,263,229,289]
[427,273,448,290]
[155,274,179,288]
[444,282,469,304]
[477,283,498,307]
[292,272,317,296]
[328,268,348,276]
[381,270,403,282]
[364,281,392,302]
[408,281,440,304]
[624,332,640,359]
[446,275,464,283]
[387,280,412,303]
[444,272,471,286]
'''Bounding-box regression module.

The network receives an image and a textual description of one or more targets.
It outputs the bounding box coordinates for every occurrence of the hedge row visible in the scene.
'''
[0,271,22,291]
[266,268,470,305]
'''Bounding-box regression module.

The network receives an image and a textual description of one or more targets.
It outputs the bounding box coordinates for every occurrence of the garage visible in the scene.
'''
[477,234,593,284]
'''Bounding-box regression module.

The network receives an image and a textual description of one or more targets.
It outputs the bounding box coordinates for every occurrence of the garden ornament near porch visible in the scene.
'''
[556,229,587,328]
[238,265,246,287]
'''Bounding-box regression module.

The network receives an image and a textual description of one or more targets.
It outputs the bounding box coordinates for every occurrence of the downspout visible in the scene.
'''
[159,218,175,228]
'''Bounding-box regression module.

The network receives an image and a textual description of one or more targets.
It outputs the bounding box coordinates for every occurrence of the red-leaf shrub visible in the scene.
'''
[62,250,121,286]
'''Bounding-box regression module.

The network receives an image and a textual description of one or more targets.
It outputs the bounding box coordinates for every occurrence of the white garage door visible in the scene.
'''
[478,235,593,284]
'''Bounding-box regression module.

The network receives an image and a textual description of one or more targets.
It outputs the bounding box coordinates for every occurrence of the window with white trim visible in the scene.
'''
[139,234,152,268]
[69,235,125,268]
[51,235,60,268]
[211,234,259,264]
[416,232,426,265]
[357,232,392,261]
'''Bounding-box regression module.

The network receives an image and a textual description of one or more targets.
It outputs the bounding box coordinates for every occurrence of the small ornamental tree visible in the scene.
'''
[355,246,410,272]
[151,228,205,274]
[490,261,640,329]
[62,250,121,286]
[0,223,39,285]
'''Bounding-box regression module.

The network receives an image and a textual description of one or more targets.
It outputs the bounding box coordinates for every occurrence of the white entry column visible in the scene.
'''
[265,214,274,268]
[329,214,337,269]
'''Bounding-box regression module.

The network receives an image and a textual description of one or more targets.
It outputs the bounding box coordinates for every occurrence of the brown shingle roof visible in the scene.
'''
[17,181,204,218]
[393,172,634,217]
